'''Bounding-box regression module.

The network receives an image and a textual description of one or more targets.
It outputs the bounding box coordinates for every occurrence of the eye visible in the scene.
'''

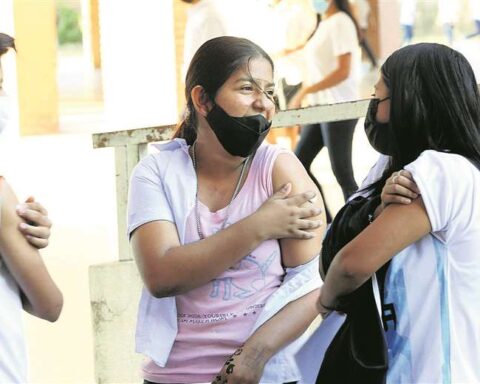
[265,89,275,97]
[240,85,254,92]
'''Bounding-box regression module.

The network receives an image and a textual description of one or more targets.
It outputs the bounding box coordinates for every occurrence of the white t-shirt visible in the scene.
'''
[355,0,371,29]
[382,151,480,383]
[304,12,360,105]
[0,195,28,383]
[399,0,417,26]
[182,0,230,79]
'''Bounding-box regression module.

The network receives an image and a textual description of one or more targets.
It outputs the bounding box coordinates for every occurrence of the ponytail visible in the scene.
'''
[173,99,197,145]
[0,33,16,57]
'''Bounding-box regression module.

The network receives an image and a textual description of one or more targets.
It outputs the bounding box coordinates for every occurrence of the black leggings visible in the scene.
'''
[295,119,359,222]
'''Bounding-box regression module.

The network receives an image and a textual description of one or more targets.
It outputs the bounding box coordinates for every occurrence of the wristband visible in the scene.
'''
[319,297,337,311]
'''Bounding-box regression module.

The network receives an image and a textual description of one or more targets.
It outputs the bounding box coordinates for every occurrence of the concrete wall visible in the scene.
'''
[90,261,143,383]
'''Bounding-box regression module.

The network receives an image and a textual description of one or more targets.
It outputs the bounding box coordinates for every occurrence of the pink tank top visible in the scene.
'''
[142,144,288,383]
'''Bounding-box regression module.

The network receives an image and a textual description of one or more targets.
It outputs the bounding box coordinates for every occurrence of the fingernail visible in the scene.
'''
[19,223,28,229]
[282,183,290,191]
[306,191,315,198]
[403,198,411,204]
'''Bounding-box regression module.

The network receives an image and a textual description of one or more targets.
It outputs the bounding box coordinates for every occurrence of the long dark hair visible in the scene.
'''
[366,43,480,195]
[333,0,361,42]
[174,36,274,145]
[0,33,15,57]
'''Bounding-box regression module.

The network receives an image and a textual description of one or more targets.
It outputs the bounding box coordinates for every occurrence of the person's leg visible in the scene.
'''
[294,124,332,222]
[466,19,480,38]
[402,24,414,44]
[443,23,454,45]
[321,119,359,202]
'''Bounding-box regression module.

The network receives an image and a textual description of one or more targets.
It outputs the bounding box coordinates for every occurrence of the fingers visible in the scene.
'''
[18,222,50,239]
[388,170,421,194]
[23,234,49,249]
[286,190,317,207]
[16,206,52,228]
[384,183,418,200]
[296,218,323,231]
[18,201,48,216]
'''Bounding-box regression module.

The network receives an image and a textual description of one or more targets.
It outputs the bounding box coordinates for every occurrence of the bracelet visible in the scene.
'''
[319,297,337,312]
[368,213,374,224]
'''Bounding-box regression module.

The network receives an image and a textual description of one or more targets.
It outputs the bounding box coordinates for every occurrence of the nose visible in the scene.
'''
[253,89,274,113]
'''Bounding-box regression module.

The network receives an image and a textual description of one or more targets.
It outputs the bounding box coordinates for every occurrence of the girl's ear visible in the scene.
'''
[191,85,212,117]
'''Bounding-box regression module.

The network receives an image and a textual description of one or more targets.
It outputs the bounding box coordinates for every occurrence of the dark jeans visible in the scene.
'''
[466,20,480,39]
[402,24,414,44]
[295,119,359,223]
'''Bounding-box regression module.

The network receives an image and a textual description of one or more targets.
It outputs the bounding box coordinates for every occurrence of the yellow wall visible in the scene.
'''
[90,0,101,69]
[14,0,58,135]
[173,0,189,115]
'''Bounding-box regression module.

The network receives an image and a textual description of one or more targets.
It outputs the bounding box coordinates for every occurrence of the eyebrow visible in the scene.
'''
[236,77,275,87]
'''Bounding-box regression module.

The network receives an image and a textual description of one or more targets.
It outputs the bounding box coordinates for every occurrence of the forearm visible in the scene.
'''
[243,289,320,363]
[139,214,268,297]
[0,238,63,321]
[0,185,63,322]
[302,68,349,96]
[320,256,366,309]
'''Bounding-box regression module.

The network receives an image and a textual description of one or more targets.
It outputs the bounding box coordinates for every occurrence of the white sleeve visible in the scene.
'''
[127,154,174,237]
[404,151,477,238]
[350,154,390,199]
[331,15,358,57]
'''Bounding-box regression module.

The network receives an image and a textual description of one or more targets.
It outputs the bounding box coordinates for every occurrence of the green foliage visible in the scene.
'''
[57,5,82,45]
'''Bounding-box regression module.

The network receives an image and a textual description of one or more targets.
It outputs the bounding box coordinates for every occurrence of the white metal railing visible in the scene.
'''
[91,99,369,261]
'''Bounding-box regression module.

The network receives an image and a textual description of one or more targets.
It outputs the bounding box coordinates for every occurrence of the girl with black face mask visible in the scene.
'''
[128,36,326,384]
[319,43,480,383]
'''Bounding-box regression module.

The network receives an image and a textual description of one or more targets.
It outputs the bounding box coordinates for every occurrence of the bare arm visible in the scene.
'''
[288,53,352,109]
[0,180,63,322]
[131,185,322,298]
[320,197,431,310]
[214,153,325,383]
[302,52,352,95]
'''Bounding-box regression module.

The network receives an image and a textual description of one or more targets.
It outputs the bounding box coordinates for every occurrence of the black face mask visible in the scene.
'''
[364,97,394,156]
[206,103,272,157]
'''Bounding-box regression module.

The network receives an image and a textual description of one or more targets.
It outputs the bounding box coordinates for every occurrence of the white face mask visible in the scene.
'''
[0,94,12,135]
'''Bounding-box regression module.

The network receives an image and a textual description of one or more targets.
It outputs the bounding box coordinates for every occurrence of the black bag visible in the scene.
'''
[317,195,388,384]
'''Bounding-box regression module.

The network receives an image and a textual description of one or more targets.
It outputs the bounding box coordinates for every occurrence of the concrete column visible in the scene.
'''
[98,0,178,131]
[173,0,190,115]
[90,260,143,383]
[370,0,402,62]
[81,0,101,70]
[13,0,59,135]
